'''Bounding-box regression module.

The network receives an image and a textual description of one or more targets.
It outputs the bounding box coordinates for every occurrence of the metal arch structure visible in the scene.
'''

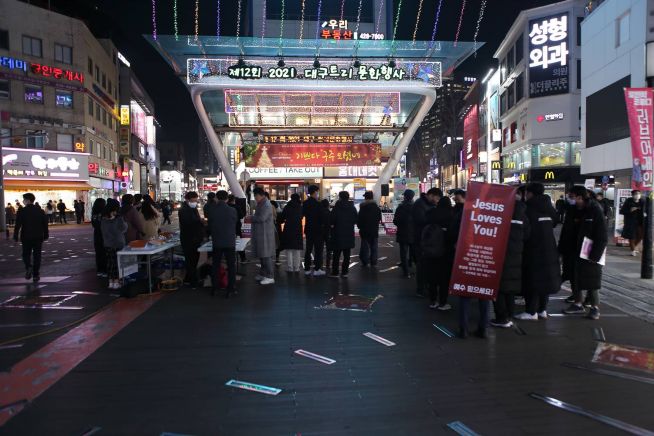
[191,80,436,199]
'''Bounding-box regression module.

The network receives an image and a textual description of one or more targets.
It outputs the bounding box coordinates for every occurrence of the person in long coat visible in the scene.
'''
[491,196,530,328]
[393,189,415,278]
[178,192,205,288]
[558,194,581,304]
[357,191,382,267]
[563,186,608,320]
[423,196,453,310]
[251,187,276,284]
[329,191,358,277]
[279,193,304,272]
[516,183,561,321]
[620,190,645,256]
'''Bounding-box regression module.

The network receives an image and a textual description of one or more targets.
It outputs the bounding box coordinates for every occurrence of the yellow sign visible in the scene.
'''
[506,161,516,169]
[353,178,366,188]
[74,142,85,152]
[120,105,130,125]
[545,171,555,180]
[491,160,502,170]
[520,173,527,182]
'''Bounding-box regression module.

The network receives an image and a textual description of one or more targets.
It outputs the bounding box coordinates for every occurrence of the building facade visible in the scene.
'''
[494,0,586,198]
[0,0,121,215]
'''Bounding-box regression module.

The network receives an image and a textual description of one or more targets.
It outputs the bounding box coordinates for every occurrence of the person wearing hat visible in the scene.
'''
[393,189,415,278]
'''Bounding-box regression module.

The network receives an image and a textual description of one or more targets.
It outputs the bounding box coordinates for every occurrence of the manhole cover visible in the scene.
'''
[1,295,76,308]
[316,294,383,312]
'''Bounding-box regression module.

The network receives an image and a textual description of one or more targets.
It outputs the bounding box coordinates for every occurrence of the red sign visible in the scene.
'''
[449,182,517,300]
[592,342,654,374]
[463,104,479,166]
[88,163,99,174]
[244,143,382,168]
[624,88,654,191]
[30,63,84,84]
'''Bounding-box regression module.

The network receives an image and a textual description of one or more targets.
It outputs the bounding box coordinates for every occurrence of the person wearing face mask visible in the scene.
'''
[179,191,205,287]
[13,193,49,282]
[559,190,583,304]
[620,190,645,256]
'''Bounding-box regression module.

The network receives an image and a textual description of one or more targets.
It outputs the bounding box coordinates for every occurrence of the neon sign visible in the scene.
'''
[226,64,406,81]
[0,56,28,72]
[528,13,569,98]
[30,63,84,84]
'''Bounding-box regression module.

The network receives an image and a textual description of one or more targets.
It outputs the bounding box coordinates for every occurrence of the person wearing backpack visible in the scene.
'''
[422,197,453,310]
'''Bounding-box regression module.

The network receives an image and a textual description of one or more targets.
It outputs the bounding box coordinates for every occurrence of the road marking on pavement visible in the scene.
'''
[79,427,102,436]
[225,379,282,396]
[592,327,606,342]
[548,314,628,318]
[0,276,69,285]
[363,332,396,346]
[447,421,481,436]
[0,294,163,426]
[0,322,54,328]
[294,349,336,364]
[349,262,359,268]
[379,266,399,272]
[562,362,654,386]
[433,324,455,338]
[0,344,24,350]
[529,392,654,435]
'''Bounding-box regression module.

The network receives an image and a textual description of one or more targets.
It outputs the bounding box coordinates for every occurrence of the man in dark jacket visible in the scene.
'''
[516,183,561,321]
[179,191,205,288]
[423,197,453,310]
[329,191,358,277]
[491,197,530,328]
[14,193,49,282]
[620,190,645,256]
[411,188,442,296]
[357,191,382,267]
[279,193,304,272]
[555,195,566,223]
[393,189,415,278]
[57,199,67,224]
[563,186,608,320]
[207,190,238,297]
[228,194,247,262]
[302,185,326,276]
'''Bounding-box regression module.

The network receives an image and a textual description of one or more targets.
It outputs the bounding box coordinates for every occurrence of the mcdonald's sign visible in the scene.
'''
[505,161,516,169]
[491,160,502,170]
[544,171,555,180]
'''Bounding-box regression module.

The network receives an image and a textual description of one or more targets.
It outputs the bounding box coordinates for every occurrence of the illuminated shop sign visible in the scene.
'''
[319,19,385,40]
[262,135,354,144]
[323,166,379,178]
[244,143,382,168]
[528,13,569,98]
[120,105,130,125]
[88,162,114,178]
[31,63,84,84]
[0,56,28,72]
[536,112,564,122]
[2,147,89,181]
[74,141,86,152]
[189,59,442,86]
[245,167,324,179]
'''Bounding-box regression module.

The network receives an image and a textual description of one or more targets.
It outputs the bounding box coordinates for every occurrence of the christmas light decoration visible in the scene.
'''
[216,0,221,38]
[151,0,157,40]
[354,0,363,34]
[340,0,346,22]
[390,0,403,50]
[314,0,323,42]
[261,0,267,40]
[412,0,424,43]
[473,0,487,56]
[375,0,385,34]
[430,0,443,47]
[299,0,306,41]
[194,0,200,42]
[236,0,243,40]
[173,0,178,40]
[454,0,467,47]
[278,0,285,53]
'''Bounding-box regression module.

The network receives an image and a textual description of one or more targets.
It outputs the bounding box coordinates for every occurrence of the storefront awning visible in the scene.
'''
[4,180,93,190]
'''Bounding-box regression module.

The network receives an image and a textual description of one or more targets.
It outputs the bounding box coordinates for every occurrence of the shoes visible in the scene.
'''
[538,311,548,320]
[286,269,295,273]
[631,250,639,257]
[475,329,489,339]
[514,312,538,321]
[458,328,468,339]
[32,275,40,283]
[25,267,32,280]
[563,304,586,315]
[490,319,513,328]
[255,275,265,281]
[564,295,576,304]
[429,302,439,309]
[582,299,592,308]
[416,292,425,298]
[304,270,313,276]
[313,269,326,277]
[586,307,600,320]
[437,304,452,311]
[260,277,275,285]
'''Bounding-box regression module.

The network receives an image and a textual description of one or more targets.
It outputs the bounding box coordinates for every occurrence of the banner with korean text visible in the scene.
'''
[624,88,654,191]
[244,143,381,168]
[449,182,517,300]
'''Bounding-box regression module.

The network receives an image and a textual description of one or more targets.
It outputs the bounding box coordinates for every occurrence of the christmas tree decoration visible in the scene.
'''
[194,0,200,42]
[454,0,467,47]
[299,0,306,41]
[473,0,487,56]
[173,0,178,40]
[412,0,424,43]
[430,0,444,47]
[375,0,385,34]
[258,146,273,168]
[151,0,157,40]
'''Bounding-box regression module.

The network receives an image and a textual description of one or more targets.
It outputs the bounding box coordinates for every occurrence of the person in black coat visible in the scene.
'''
[329,191,358,277]
[91,198,107,277]
[393,189,415,278]
[178,191,205,287]
[411,188,442,295]
[423,196,453,310]
[563,186,608,320]
[516,183,561,321]
[302,185,326,276]
[279,193,304,272]
[491,198,530,328]
[13,193,49,282]
[620,190,645,256]
[357,191,382,267]
[321,199,333,270]
[207,190,238,297]
[228,194,247,262]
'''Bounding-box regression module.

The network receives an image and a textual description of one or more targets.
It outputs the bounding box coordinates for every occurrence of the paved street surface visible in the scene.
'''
[1,224,654,435]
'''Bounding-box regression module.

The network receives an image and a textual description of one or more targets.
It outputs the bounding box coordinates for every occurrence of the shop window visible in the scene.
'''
[22,35,42,57]
[507,46,515,71]
[95,103,100,121]
[56,133,73,151]
[0,29,8,50]
[0,79,9,99]
[108,80,112,95]
[26,129,45,149]
[508,83,515,110]
[515,33,524,64]
[54,43,72,64]
[102,73,106,89]
[500,91,507,115]
[95,65,100,82]
[96,142,102,158]
[538,143,568,167]
[88,96,93,115]
[500,57,507,83]
[0,128,10,147]
[24,84,43,104]
[55,89,73,108]
[89,139,94,155]
[88,57,93,74]
[109,116,113,129]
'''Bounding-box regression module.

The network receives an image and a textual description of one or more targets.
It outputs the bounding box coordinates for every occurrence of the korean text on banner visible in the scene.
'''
[448,182,517,300]
[624,88,654,191]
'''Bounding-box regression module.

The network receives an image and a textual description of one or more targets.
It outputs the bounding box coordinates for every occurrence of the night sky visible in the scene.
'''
[47,0,556,165]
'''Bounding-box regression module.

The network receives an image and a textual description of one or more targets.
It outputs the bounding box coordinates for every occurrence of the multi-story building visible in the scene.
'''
[494,0,586,199]
[0,0,121,213]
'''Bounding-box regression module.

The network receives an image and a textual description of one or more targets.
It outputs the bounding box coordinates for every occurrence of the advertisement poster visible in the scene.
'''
[528,12,569,98]
[463,104,479,166]
[449,182,517,300]
[614,189,632,246]
[392,177,420,209]
[592,342,654,374]
[244,143,381,168]
[624,88,654,191]
[381,212,396,235]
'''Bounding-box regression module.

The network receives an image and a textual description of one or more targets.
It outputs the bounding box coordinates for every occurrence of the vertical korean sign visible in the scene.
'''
[528,13,569,98]
[449,182,517,300]
[624,88,654,191]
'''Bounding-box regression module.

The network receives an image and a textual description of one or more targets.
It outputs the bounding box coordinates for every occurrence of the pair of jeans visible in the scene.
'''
[493,294,515,323]
[304,235,324,271]
[22,239,43,275]
[259,256,274,279]
[332,249,351,275]
[525,292,549,315]
[359,237,379,266]
[399,242,413,276]
[212,247,236,290]
[286,249,303,271]
[182,244,200,286]
[459,297,490,331]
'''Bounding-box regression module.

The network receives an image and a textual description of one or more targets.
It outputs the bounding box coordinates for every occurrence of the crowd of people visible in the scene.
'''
[6,198,86,225]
